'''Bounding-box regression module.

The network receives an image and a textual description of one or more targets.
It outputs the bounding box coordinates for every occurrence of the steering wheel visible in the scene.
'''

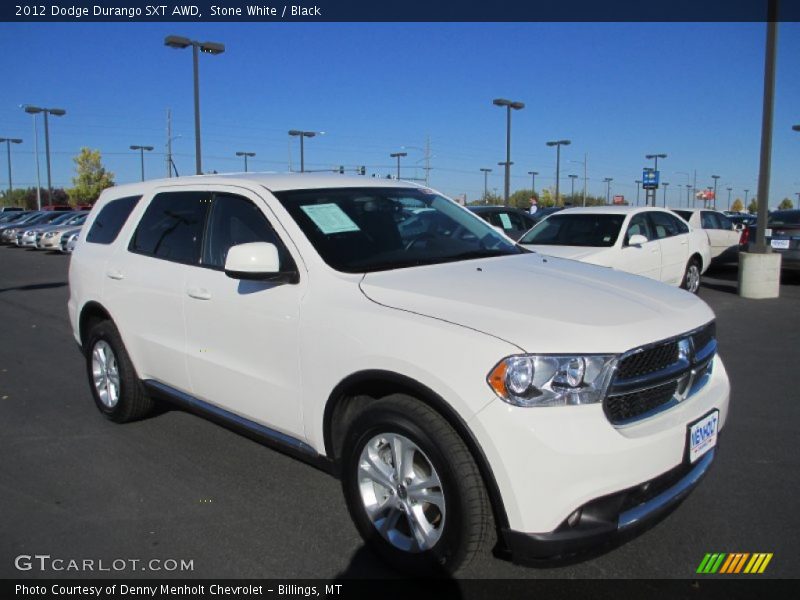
[404,231,437,251]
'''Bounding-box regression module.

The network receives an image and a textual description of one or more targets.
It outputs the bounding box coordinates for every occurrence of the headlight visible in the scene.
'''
[487,354,618,407]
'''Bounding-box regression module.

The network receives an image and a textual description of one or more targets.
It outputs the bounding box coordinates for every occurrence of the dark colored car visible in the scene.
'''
[467,206,537,240]
[743,210,800,271]
[530,206,565,224]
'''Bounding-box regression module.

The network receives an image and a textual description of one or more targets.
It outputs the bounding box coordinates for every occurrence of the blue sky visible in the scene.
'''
[0,22,799,207]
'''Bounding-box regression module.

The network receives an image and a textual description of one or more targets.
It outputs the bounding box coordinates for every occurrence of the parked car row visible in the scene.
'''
[0,209,86,253]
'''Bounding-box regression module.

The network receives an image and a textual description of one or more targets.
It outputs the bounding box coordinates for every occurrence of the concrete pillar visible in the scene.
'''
[738,252,782,299]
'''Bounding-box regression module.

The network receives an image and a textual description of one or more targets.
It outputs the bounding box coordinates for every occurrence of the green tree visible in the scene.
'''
[509,188,535,210]
[778,198,794,210]
[747,199,758,214]
[731,198,744,213]
[68,147,114,206]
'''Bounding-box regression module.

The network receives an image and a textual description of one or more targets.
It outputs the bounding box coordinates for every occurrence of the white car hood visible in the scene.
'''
[359,253,713,354]
[519,244,611,264]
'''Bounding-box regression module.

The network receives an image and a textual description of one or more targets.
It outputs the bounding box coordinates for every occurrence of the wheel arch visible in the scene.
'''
[323,369,510,530]
[78,301,113,350]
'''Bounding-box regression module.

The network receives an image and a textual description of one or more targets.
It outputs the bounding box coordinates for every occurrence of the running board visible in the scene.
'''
[142,380,334,473]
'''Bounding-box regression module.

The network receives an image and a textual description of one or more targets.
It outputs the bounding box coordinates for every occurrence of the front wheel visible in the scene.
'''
[682,258,702,294]
[341,394,492,575]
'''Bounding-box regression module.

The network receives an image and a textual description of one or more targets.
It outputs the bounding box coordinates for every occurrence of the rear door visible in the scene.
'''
[104,190,211,393]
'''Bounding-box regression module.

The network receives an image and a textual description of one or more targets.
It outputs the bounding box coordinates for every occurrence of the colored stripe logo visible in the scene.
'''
[696,553,773,574]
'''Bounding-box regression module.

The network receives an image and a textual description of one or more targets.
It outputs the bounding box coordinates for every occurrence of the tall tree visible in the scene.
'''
[777,198,794,210]
[731,198,744,213]
[68,148,115,205]
[747,198,758,214]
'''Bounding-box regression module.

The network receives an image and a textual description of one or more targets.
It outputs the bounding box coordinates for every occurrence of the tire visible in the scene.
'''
[682,257,702,294]
[341,394,492,575]
[85,320,153,423]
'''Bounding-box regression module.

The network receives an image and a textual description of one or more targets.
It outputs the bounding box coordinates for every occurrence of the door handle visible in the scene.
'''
[186,287,212,301]
[106,270,124,280]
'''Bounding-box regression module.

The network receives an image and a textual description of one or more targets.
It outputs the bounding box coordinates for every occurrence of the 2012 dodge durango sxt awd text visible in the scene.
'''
[68,174,730,574]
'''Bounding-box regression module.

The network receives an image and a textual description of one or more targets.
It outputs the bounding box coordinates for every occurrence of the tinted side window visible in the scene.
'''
[716,214,733,230]
[648,211,680,239]
[86,196,141,244]
[202,194,295,270]
[673,214,689,234]
[129,192,210,264]
[701,211,717,229]
[625,213,654,244]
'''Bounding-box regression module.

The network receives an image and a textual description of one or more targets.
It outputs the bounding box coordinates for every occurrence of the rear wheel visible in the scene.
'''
[85,320,153,423]
[341,394,492,575]
[682,258,702,294]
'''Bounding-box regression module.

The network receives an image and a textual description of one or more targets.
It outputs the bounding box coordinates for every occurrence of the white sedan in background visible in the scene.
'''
[519,206,711,293]
[670,208,742,263]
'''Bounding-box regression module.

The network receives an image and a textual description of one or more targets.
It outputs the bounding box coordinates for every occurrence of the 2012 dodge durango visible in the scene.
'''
[68,174,730,573]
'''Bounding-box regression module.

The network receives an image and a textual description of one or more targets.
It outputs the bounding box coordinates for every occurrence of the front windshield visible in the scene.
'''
[519,213,625,247]
[273,187,524,273]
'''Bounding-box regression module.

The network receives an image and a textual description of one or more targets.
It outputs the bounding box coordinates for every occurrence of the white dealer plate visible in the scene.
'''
[770,239,790,250]
[688,410,719,463]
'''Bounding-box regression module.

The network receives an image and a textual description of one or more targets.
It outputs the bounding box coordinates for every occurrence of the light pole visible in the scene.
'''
[546,140,571,206]
[744,189,750,208]
[635,180,642,206]
[129,145,153,181]
[480,168,492,201]
[604,177,613,204]
[662,182,670,207]
[686,184,692,207]
[727,187,733,211]
[288,130,318,173]
[645,153,667,173]
[493,98,524,206]
[22,106,65,203]
[236,151,256,172]
[527,170,538,196]
[165,35,225,175]
[711,175,720,209]
[568,174,578,202]
[390,152,407,180]
[0,138,22,198]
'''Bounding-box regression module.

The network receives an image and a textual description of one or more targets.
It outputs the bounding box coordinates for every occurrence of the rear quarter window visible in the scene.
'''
[86,196,141,245]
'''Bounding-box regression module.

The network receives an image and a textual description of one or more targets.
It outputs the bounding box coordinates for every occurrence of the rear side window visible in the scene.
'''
[648,211,687,238]
[86,196,141,244]
[129,192,211,264]
[701,211,717,229]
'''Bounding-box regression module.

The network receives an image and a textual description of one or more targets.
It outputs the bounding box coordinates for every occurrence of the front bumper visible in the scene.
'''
[502,447,716,562]
[470,355,729,558]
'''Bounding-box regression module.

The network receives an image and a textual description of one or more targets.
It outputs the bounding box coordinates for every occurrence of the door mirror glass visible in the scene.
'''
[628,233,648,246]
[224,242,281,280]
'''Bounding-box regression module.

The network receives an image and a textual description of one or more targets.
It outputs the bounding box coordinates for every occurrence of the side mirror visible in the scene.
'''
[628,234,648,246]
[224,242,297,283]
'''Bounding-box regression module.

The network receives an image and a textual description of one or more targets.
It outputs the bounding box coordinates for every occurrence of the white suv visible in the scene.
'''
[68,174,730,573]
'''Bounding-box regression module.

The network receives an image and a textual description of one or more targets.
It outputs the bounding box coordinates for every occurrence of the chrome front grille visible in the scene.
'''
[604,321,717,425]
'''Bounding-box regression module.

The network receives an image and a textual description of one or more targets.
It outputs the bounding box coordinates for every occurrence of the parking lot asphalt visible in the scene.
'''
[0,246,798,580]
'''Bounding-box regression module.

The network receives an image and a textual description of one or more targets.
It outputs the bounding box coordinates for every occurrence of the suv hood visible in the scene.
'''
[359,253,713,354]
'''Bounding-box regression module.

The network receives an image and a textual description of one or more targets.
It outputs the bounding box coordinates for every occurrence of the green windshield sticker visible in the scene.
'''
[498,213,513,229]
[301,203,361,234]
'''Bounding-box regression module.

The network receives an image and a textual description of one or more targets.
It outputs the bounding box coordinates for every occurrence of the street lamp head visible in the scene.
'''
[0,138,23,144]
[498,161,513,167]
[48,108,66,117]
[528,171,539,175]
[199,41,225,55]
[546,140,571,147]
[164,35,192,49]
[635,180,642,184]
[23,105,43,114]
[236,151,256,157]
[569,174,578,179]
[480,168,492,173]
[792,124,800,132]
[130,145,154,151]
[492,98,511,107]
[390,152,408,158]
[645,153,668,160]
